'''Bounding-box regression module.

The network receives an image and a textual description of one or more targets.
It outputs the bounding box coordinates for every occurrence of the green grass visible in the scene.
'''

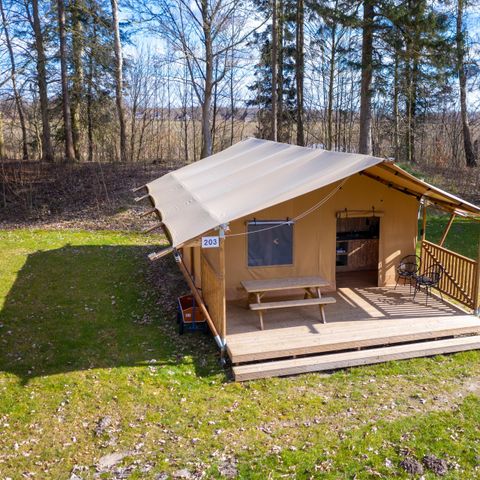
[1,229,480,479]
[422,214,480,260]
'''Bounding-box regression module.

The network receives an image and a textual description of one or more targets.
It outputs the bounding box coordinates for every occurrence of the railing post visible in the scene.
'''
[475,238,480,316]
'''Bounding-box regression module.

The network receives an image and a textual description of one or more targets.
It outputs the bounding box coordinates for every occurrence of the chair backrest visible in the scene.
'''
[424,264,444,285]
[398,255,421,274]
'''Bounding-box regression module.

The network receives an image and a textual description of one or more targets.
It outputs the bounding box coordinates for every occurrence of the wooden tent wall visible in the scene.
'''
[224,174,419,300]
[200,242,227,339]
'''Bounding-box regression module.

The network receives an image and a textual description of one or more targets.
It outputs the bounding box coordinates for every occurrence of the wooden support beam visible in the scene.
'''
[218,232,227,340]
[360,171,462,214]
[421,203,427,242]
[134,194,149,203]
[143,222,164,234]
[439,213,456,247]
[175,252,224,348]
[139,208,156,217]
[148,247,173,261]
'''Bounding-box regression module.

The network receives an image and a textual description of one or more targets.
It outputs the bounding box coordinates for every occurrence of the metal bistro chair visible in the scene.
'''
[395,255,421,293]
[413,263,444,305]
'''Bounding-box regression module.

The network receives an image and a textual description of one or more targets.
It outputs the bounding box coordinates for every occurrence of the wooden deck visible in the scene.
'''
[226,285,480,380]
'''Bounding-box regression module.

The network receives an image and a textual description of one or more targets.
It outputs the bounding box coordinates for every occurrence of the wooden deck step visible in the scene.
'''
[226,315,480,363]
[232,335,480,381]
[250,297,336,310]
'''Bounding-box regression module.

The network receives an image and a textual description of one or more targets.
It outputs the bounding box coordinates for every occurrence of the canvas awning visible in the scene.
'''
[144,138,480,248]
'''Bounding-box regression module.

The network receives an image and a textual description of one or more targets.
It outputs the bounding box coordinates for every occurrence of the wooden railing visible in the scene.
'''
[420,240,479,311]
[200,250,226,338]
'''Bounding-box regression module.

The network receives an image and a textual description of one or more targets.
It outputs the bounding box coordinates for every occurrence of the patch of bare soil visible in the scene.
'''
[0,161,176,231]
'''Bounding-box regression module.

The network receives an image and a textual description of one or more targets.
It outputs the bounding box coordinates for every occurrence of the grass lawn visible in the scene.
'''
[422,214,480,260]
[1,228,480,479]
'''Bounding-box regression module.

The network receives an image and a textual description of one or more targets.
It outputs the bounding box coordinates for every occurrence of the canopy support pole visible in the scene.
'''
[439,213,456,247]
[421,203,427,242]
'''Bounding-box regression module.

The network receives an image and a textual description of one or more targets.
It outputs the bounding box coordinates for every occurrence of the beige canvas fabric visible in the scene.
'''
[145,138,480,248]
[146,138,384,247]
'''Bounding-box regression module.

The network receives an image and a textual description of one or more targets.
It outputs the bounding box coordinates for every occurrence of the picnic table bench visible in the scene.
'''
[241,276,336,330]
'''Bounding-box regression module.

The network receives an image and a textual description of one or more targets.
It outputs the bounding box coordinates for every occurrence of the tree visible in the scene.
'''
[0,0,28,160]
[57,0,76,161]
[70,0,85,160]
[271,0,278,141]
[295,0,304,145]
[456,0,477,167]
[29,0,54,162]
[358,0,374,155]
[111,0,128,162]
[249,0,298,143]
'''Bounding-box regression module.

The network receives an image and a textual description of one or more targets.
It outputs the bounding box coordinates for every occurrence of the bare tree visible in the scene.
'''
[456,0,476,167]
[71,0,85,160]
[29,0,54,162]
[111,0,127,162]
[358,0,374,154]
[57,0,76,161]
[136,0,258,158]
[0,0,28,159]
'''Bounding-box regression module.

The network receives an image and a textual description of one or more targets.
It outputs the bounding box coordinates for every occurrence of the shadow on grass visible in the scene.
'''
[0,245,220,384]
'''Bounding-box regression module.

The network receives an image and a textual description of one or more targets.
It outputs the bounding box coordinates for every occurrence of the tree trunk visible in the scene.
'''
[358,0,374,155]
[295,0,304,146]
[86,11,96,162]
[405,37,418,163]
[456,0,477,167]
[393,45,400,160]
[31,0,54,162]
[0,0,28,160]
[200,0,213,158]
[277,0,284,142]
[0,113,4,158]
[57,0,75,162]
[111,0,127,162]
[71,0,84,161]
[271,0,278,141]
[327,22,337,150]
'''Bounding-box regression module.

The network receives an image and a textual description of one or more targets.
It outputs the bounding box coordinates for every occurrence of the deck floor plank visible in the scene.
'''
[226,285,480,364]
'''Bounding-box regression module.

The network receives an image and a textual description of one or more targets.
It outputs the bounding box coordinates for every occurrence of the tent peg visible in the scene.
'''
[148,247,174,261]
[134,194,149,203]
[132,185,147,193]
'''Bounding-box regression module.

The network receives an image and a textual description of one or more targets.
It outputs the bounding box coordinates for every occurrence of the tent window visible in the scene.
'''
[247,221,294,267]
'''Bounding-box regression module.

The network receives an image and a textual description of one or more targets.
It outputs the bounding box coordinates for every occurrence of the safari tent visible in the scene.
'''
[136,138,480,380]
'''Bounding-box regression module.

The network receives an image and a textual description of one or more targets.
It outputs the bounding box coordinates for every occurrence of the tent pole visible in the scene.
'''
[421,203,427,242]
[218,225,227,346]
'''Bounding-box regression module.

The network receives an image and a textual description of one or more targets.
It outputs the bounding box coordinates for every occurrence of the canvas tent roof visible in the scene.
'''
[144,138,480,248]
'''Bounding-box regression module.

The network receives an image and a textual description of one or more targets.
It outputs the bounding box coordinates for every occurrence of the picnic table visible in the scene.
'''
[241,276,336,330]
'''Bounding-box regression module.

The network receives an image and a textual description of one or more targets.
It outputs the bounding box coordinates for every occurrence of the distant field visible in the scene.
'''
[0,228,480,479]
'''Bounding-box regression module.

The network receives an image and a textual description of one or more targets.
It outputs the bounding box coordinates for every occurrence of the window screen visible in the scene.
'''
[247,221,294,267]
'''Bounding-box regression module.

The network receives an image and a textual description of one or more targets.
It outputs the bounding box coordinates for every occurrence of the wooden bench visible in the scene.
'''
[250,297,336,330]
